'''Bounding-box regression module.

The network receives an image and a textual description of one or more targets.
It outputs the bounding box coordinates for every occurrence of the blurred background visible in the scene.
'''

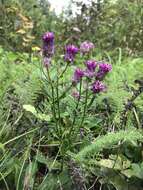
[0,0,142,56]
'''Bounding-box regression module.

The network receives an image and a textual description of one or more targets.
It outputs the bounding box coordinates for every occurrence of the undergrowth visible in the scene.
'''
[0,45,143,189]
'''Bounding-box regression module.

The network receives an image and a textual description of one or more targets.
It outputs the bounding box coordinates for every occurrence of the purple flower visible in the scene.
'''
[83,60,97,79]
[91,80,106,93]
[99,63,112,72]
[64,45,79,62]
[80,41,94,53]
[42,32,54,43]
[85,60,97,72]
[72,68,84,83]
[42,32,54,58]
[43,57,51,68]
[72,90,80,100]
[96,63,112,79]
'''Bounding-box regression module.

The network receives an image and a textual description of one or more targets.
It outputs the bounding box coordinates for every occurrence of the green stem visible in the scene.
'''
[58,84,72,100]
[4,128,39,146]
[40,60,52,99]
[56,68,62,136]
[39,142,63,188]
[68,79,82,139]
[46,68,59,135]
[87,95,96,108]
[80,82,89,128]
[59,62,69,79]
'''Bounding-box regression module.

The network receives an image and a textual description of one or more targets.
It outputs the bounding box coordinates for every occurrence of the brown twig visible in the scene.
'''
[120,82,143,129]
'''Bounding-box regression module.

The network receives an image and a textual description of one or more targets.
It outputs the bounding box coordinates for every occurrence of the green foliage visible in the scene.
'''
[0,46,42,145]
[95,56,143,125]
[75,129,143,161]
[0,45,143,189]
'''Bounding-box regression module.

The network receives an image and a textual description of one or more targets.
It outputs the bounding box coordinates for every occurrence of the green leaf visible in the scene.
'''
[0,143,5,152]
[23,104,50,121]
[98,155,131,171]
[132,163,143,179]
[122,163,143,179]
[23,105,37,115]
[109,174,129,190]
[37,113,50,121]
[24,162,38,189]
[38,169,72,190]
[35,152,61,169]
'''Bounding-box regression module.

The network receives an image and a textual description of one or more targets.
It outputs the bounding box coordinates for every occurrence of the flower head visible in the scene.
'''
[85,60,97,72]
[43,57,51,68]
[91,80,106,93]
[99,63,112,72]
[72,68,84,84]
[96,63,112,79]
[42,32,54,58]
[42,32,54,43]
[80,41,94,54]
[64,45,79,62]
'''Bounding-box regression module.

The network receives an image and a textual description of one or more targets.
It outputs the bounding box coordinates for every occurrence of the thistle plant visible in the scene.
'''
[40,31,112,165]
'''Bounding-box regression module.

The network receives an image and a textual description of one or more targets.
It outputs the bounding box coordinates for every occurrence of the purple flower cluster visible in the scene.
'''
[72,60,112,94]
[64,45,79,63]
[42,33,95,67]
[41,32,112,94]
[64,41,94,63]
[42,32,54,67]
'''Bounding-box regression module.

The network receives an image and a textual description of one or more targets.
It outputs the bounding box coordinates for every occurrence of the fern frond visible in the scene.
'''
[96,58,143,122]
[75,129,143,161]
